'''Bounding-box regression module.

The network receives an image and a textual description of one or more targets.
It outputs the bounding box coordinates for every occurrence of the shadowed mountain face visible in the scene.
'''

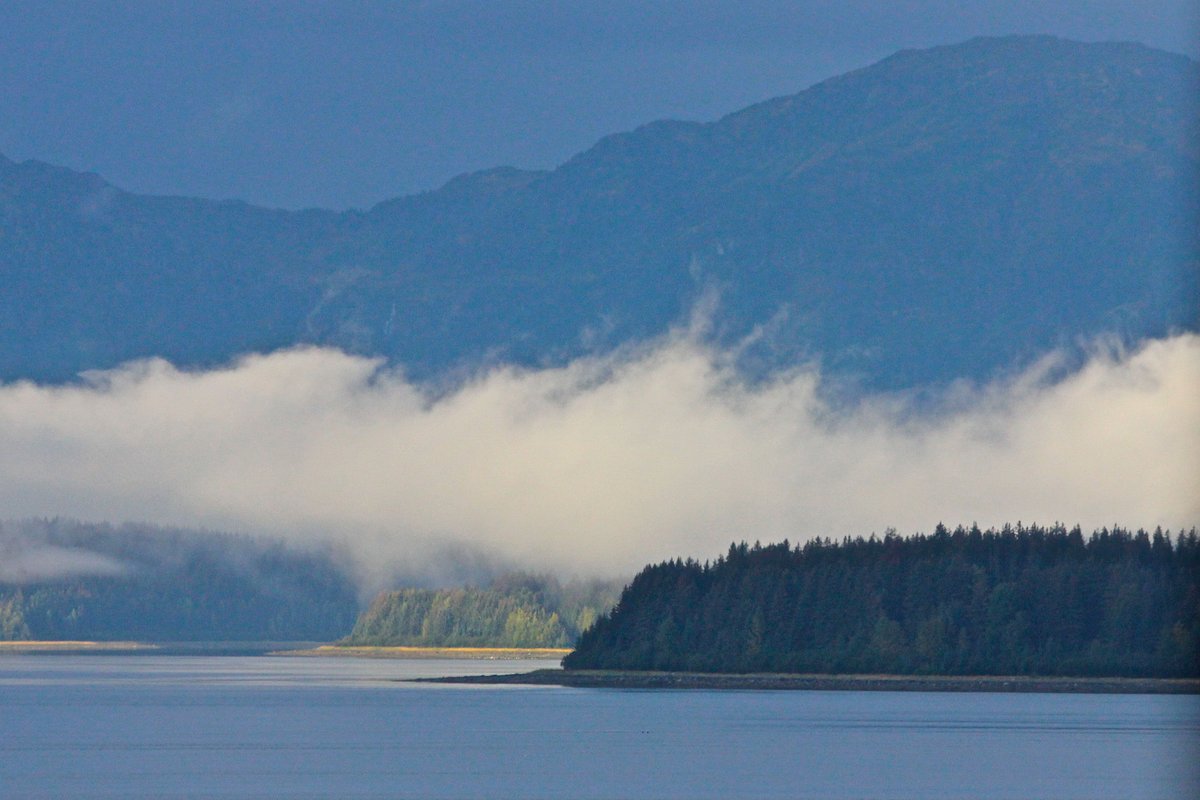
[3,36,1196,388]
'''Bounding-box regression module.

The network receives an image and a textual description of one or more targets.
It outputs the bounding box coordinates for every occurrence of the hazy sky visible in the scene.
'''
[2,1,1196,209]
[2,3,1197,579]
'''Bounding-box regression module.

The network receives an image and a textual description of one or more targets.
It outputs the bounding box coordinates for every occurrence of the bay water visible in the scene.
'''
[1,654,1196,799]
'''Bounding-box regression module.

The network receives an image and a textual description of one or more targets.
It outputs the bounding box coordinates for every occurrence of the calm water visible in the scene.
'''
[1,655,1196,800]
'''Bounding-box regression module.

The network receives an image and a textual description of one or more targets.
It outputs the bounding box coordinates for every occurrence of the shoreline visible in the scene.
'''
[275,645,571,660]
[0,641,571,659]
[0,641,326,656]
[417,668,1200,694]
[0,640,158,653]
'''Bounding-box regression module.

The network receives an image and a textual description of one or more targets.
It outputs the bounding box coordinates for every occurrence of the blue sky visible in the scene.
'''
[2,1,1196,210]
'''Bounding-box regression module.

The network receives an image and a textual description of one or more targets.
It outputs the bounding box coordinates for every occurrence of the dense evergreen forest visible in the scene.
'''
[346,573,623,648]
[0,520,359,641]
[564,525,1200,678]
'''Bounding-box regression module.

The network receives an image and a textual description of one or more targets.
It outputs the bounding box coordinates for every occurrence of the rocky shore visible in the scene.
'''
[417,668,1200,694]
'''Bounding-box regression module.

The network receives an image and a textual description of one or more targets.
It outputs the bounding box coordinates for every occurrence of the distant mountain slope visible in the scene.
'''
[0,519,359,641]
[2,36,1196,387]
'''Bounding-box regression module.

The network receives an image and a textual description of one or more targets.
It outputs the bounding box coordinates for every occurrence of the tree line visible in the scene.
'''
[345,572,623,648]
[564,524,1200,677]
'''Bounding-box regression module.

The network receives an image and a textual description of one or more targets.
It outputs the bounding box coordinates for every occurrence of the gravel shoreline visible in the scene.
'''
[417,668,1200,694]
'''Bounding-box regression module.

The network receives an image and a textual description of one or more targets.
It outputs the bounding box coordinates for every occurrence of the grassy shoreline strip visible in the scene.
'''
[416,668,1200,694]
[274,645,571,659]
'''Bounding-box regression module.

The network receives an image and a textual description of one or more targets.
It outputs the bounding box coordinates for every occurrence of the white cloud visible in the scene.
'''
[0,334,1196,578]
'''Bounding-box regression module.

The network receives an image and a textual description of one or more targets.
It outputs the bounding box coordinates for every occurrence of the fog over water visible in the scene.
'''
[0,332,1196,580]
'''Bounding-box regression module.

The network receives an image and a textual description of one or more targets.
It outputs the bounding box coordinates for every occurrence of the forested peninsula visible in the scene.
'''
[564,525,1200,678]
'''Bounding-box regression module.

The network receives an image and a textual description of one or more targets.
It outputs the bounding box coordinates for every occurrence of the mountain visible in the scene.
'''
[2,36,1196,388]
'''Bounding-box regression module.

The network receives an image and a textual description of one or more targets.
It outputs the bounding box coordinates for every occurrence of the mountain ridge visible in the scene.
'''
[2,35,1196,387]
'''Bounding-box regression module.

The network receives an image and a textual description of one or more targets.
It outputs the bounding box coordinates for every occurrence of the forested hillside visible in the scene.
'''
[2,37,1195,388]
[0,520,359,641]
[346,573,623,648]
[564,525,1200,677]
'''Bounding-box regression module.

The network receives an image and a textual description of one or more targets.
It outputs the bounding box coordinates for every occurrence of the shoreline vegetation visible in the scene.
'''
[567,526,1200,678]
[419,668,1200,694]
[343,576,623,650]
[276,645,571,659]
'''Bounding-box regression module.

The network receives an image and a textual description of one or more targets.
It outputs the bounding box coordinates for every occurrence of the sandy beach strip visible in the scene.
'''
[273,645,571,660]
[0,640,158,653]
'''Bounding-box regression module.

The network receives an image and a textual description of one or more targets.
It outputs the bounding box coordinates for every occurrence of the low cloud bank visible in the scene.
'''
[0,334,1196,579]
[0,527,130,583]
[0,546,129,584]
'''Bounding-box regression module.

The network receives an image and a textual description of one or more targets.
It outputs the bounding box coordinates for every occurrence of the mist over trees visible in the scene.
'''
[565,524,1200,678]
[0,519,359,641]
[346,573,624,648]
[0,519,622,646]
